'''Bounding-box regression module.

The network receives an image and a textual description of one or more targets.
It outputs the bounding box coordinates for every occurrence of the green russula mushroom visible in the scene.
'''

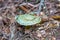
[15,14,41,26]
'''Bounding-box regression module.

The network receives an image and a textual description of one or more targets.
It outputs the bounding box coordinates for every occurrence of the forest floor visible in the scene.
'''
[0,0,60,40]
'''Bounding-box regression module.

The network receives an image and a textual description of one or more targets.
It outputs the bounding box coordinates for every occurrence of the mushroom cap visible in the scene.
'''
[15,14,41,26]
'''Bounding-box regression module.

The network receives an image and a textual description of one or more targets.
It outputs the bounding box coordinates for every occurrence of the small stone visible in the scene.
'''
[58,0,60,1]
[38,27,44,30]
[50,10,53,13]
[0,16,2,20]
[40,12,45,16]
[43,7,46,9]
[37,33,42,37]
[40,30,46,35]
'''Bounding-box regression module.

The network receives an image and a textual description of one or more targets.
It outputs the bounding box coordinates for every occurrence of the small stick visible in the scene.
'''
[20,6,30,13]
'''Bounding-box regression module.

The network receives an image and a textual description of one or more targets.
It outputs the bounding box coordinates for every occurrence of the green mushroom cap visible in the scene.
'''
[15,14,41,26]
